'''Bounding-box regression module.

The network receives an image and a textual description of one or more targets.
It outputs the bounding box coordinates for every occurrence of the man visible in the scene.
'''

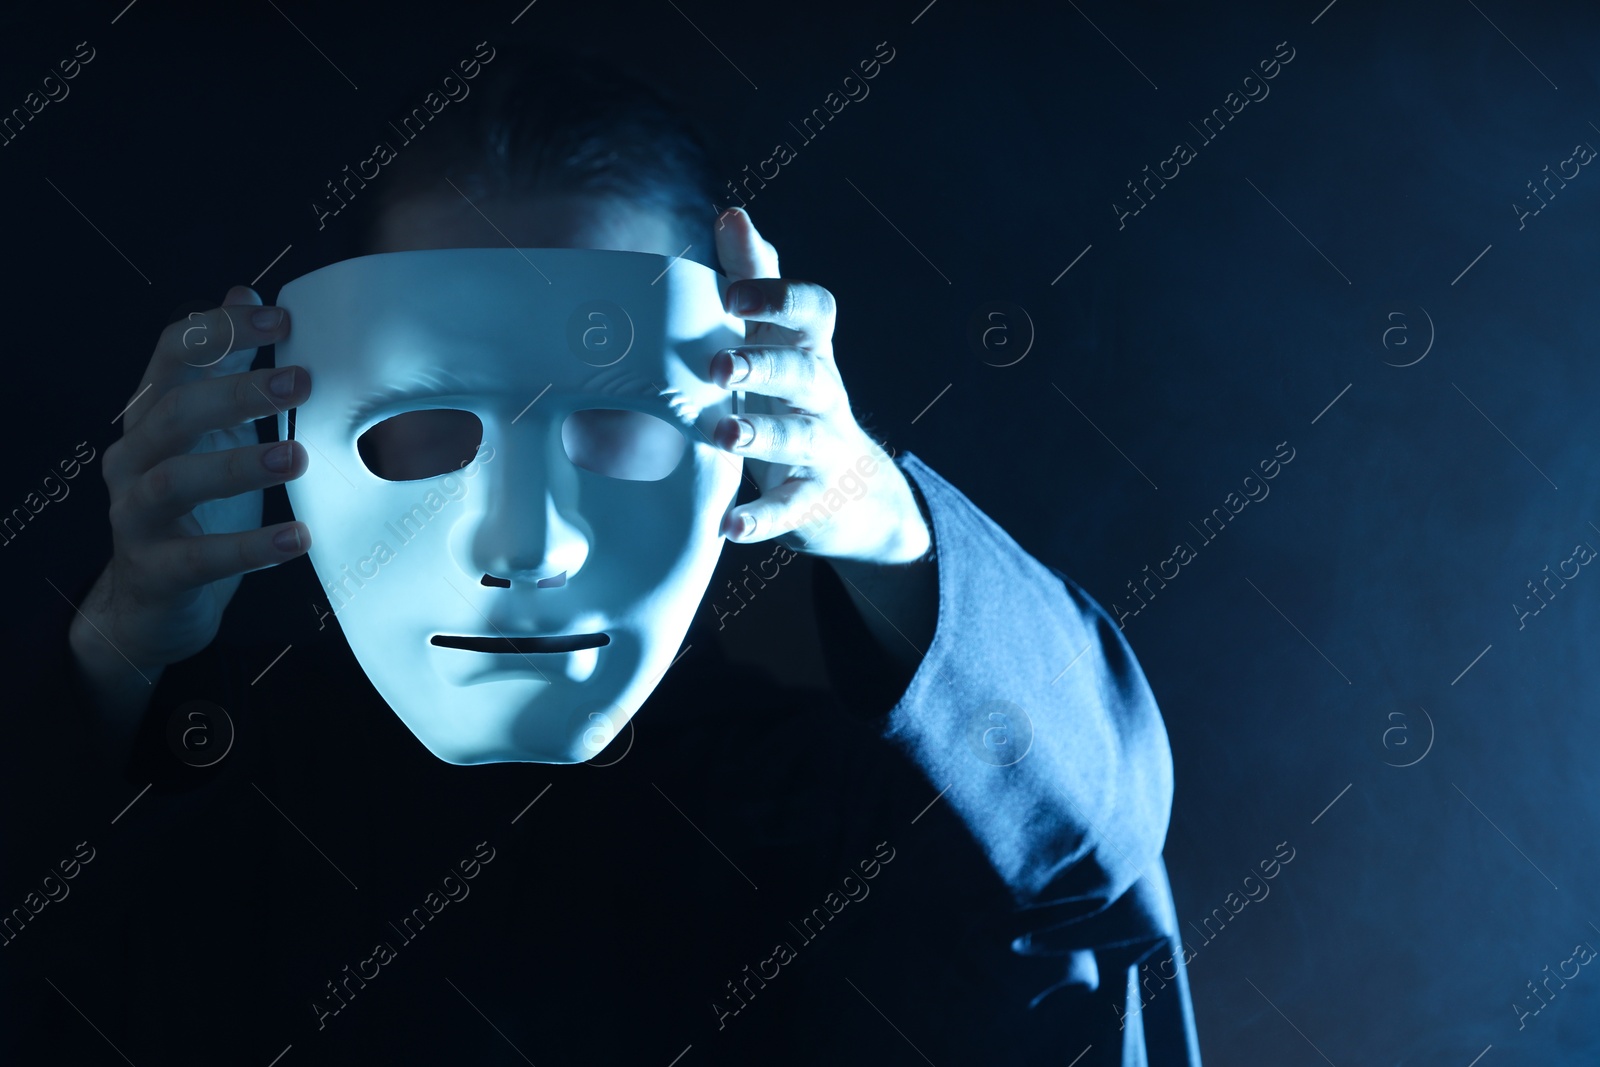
[37,44,1199,1065]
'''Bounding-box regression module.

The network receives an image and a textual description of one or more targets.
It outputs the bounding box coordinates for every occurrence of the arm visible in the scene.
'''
[814,451,1177,949]
[700,214,1185,1034]
[817,467,937,682]
[811,453,1203,1062]
[38,569,244,798]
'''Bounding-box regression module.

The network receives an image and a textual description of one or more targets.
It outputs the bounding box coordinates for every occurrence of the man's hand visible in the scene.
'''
[70,285,312,721]
[710,207,931,566]
[710,208,937,672]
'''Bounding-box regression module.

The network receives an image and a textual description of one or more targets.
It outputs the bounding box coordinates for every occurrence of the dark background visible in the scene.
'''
[6,0,1600,1062]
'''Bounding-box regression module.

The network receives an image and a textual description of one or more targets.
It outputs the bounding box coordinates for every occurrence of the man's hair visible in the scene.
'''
[347,43,722,265]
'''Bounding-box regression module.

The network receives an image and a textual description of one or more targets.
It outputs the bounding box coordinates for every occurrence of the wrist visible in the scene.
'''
[68,601,163,723]
[860,469,935,566]
[877,507,933,565]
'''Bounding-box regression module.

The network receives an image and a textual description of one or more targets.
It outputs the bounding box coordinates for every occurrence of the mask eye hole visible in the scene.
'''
[357,409,483,481]
[562,408,687,481]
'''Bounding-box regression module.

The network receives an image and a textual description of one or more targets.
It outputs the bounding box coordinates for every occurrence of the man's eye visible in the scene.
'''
[357,409,483,481]
[561,408,687,481]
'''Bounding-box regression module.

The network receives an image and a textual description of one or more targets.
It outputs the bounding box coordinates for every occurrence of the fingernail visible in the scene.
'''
[273,525,302,552]
[726,351,750,385]
[733,417,755,447]
[726,513,752,539]
[730,285,760,315]
[263,442,295,473]
[270,367,297,397]
[252,307,284,331]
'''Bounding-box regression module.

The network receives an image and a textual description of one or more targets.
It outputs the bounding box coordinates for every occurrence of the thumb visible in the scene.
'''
[713,207,781,281]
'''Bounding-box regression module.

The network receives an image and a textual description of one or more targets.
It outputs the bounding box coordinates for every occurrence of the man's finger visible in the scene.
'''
[134,520,311,593]
[131,287,287,433]
[714,206,780,281]
[106,365,311,487]
[724,278,836,343]
[711,346,841,413]
[723,477,821,543]
[714,412,827,467]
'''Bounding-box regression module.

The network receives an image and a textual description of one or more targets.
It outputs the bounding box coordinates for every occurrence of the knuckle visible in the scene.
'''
[780,284,802,321]
[101,439,128,486]
[225,446,247,487]
[119,543,154,586]
[761,416,785,454]
[777,417,817,459]
[177,536,207,579]
[812,285,837,323]
[143,461,177,509]
[233,372,259,412]
[796,359,837,415]
[107,492,135,534]
[800,416,823,455]
[148,385,186,441]
[767,417,790,454]
[794,353,819,392]
[738,348,767,388]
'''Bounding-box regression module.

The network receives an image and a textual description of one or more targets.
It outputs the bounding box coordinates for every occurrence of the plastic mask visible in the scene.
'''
[275,247,745,764]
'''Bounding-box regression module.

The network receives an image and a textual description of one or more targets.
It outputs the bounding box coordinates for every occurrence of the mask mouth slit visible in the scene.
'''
[430,633,609,654]
[478,572,567,589]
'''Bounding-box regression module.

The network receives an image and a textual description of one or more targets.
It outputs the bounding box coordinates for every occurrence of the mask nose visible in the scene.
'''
[453,431,591,586]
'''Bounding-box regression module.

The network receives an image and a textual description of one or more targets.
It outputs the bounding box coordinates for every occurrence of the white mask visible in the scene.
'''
[275,248,745,764]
